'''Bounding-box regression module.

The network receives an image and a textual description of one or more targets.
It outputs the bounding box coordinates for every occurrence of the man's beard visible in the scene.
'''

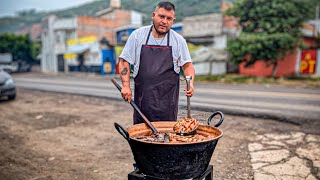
[153,22,169,35]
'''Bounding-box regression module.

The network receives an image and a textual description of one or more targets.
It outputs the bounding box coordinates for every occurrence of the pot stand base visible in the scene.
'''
[128,164,213,180]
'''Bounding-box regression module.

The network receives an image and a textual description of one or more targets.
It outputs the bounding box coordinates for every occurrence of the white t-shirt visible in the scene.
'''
[119,25,192,78]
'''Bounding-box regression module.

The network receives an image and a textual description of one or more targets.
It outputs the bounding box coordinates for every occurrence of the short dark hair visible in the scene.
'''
[156,1,175,12]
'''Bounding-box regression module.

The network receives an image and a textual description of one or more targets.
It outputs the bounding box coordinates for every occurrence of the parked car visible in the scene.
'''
[0,69,16,100]
[17,60,32,72]
[0,62,18,73]
[0,53,18,73]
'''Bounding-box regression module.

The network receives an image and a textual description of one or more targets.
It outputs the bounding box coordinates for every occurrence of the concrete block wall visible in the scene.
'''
[76,14,132,45]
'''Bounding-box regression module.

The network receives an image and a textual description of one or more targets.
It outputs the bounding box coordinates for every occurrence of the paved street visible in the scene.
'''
[12,73,320,133]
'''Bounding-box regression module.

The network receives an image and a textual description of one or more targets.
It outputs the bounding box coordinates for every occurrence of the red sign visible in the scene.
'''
[300,50,317,74]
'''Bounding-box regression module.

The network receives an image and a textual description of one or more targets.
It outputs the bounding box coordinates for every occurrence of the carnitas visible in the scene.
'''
[173,117,199,133]
[134,132,212,143]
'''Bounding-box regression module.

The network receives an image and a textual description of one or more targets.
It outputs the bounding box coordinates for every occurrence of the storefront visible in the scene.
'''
[63,36,116,74]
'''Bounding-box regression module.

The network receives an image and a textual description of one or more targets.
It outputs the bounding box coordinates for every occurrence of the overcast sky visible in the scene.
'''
[0,0,96,17]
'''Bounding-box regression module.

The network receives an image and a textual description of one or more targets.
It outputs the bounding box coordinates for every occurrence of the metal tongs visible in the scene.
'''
[173,76,199,136]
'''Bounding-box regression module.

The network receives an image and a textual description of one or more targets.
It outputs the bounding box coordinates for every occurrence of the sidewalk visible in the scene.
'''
[248,132,320,179]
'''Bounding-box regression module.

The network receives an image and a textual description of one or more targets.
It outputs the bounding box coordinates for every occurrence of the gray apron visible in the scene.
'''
[133,26,180,124]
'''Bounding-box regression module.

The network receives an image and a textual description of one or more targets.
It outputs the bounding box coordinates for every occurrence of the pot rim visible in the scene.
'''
[127,121,223,145]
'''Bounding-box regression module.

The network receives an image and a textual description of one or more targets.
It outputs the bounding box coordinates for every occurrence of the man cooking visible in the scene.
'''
[118,1,195,124]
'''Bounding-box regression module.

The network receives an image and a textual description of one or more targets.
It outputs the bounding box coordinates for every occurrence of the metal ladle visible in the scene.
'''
[186,76,192,118]
[173,76,199,136]
[111,79,159,134]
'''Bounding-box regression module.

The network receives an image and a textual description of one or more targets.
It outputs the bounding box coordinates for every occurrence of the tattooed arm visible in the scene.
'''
[119,58,132,103]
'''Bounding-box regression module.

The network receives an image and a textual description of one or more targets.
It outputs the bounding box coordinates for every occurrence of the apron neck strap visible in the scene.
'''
[167,29,170,46]
[145,25,170,46]
[145,25,153,45]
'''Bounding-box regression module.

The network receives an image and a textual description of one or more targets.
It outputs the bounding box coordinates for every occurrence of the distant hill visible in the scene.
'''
[0,0,233,33]
[0,0,108,33]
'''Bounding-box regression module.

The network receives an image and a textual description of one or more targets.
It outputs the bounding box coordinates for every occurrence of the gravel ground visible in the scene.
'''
[0,88,315,180]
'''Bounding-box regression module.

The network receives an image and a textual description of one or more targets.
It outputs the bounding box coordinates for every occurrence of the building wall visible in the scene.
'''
[304,37,318,48]
[54,31,67,54]
[213,34,227,49]
[77,15,130,44]
[239,37,319,77]
[114,10,131,25]
[239,52,297,77]
[183,14,223,38]
[131,11,143,26]
[276,52,298,76]
[41,16,80,73]
[53,17,77,30]
[194,62,211,75]
[53,18,78,56]
[221,1,238,29]
[194,62,226,75]
[211,62,227,75]
[41,16,58,73]
[77,16,117,28]
[98,9,131,27]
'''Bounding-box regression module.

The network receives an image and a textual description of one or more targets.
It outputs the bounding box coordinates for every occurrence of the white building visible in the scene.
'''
[182,13,240,75]
[41,16,77,73]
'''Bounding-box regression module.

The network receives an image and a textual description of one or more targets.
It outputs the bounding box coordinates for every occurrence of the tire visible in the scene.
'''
[8,94,16,100]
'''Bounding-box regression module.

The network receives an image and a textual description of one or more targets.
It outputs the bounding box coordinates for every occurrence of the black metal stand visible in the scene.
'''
[128,165,213,180]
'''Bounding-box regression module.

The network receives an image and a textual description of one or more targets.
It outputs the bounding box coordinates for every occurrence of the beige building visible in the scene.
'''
[40,0,143,73]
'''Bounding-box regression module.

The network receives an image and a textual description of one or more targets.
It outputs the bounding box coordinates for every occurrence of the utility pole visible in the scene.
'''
[315,5,319,37]
[315,5,320,49]
[316,5,319,20]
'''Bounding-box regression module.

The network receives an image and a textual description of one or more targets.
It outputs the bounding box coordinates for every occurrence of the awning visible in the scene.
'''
[64,44,90,54]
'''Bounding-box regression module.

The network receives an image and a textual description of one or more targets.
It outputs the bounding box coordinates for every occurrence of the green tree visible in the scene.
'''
[226,0,319,77]
[0,33,38,63]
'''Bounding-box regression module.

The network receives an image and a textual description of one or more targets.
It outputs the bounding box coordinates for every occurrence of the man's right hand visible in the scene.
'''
[121,86,132,103]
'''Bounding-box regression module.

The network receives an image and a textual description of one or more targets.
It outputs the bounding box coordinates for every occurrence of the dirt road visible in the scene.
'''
[0,89,318,179]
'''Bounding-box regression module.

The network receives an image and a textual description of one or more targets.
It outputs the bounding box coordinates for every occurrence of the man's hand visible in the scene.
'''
[182,62,195,97]
[184,83,194,97]
[121,86,132,103]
